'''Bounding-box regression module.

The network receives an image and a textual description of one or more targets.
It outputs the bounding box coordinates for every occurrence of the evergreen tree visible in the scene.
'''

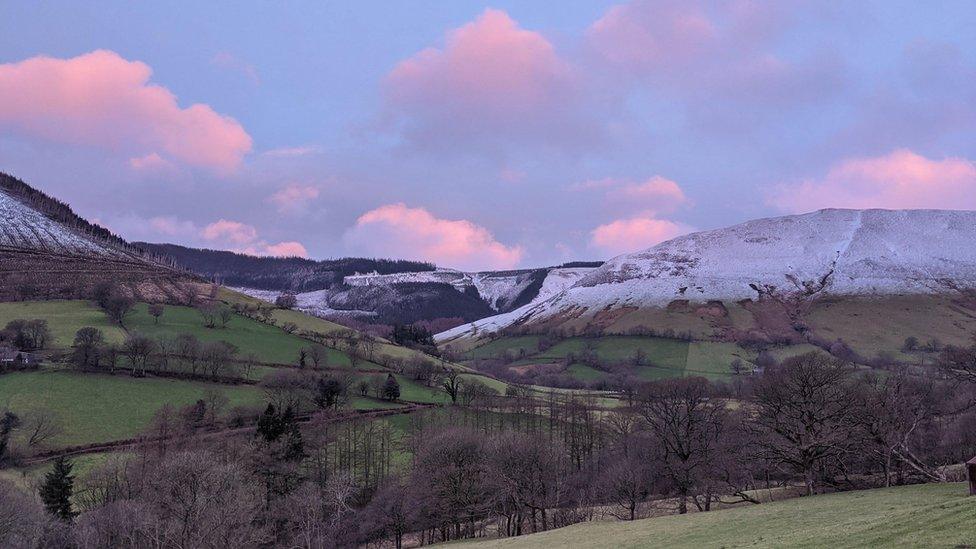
[383,373,401,401]
[0,411,20,462]
[39,456,76,521]
[256,403,283,442]
[282,422,305,462]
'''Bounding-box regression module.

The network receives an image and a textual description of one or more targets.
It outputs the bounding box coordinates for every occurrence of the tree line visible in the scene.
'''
[3,348,975,547]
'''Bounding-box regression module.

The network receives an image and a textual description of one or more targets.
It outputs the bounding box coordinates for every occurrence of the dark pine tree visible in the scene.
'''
[39,456,76,521]
[383,373,401,401]
[256,403,284,442]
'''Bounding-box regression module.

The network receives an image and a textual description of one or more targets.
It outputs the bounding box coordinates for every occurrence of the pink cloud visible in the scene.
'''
[384,9,595,152]
[590,217,690,257]
[269,184,320,213]
[247,241,308,258]
[575,176,688,215]
[201,219,308,257]
[128,152,176,172]
[202,219,258,244]
[606,176,686,205]
[0,50,252,172]
[586,1,716,71]
[769,149,976,212]
[345,203,523,270]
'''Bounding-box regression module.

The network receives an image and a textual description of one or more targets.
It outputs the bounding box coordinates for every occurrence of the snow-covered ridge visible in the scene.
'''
[0,188,127,258]
[437,209,976,344]
[235,266,596,325]
[343,266,595,312]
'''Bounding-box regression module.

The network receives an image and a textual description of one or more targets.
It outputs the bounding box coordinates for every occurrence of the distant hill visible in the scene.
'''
[440,209,976,347]
[0,171,204,303]
[134,242,435,291]
[139,242,603,328]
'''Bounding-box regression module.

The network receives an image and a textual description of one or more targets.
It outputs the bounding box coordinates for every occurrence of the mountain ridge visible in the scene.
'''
[437,208,976,346]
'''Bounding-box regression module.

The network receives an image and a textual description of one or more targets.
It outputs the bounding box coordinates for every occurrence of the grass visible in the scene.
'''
[465,336,542,360]
[125,302,346,366]
[0,369,266,446]
[217,286,435,366]
[0,300,126,347]
[566,363,604,381]
[456,483,976,549]
[805,295,976,361]
[0,367,407,447]
[466,336,745,383]
[685,341,752,376]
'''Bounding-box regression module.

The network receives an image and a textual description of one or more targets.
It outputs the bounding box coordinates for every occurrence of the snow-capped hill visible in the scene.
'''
[343,266,596,313]
[0,187,129,258]
[1,173,201,303]
[437,209,976,344]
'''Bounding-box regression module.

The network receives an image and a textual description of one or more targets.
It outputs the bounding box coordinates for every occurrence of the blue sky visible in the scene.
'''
[1,1,974,269]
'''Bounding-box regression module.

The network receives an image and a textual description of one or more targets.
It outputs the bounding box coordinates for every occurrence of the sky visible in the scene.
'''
[1,1,974,270]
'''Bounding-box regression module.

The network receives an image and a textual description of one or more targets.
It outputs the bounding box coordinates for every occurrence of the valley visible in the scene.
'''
[1,177,975,547]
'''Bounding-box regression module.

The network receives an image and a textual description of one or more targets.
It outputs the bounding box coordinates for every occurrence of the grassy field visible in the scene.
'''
[125,302,361,367]
[0,369,266,446]
[0,300,126,347]
[0,368,412,446]
[466,336,750,382]
[805,295,976,361]
[217,286,440,366]
[462,331,888,385]
[456,483,976,549]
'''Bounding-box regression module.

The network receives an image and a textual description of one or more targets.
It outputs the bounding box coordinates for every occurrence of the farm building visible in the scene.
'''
[0,346,39,368]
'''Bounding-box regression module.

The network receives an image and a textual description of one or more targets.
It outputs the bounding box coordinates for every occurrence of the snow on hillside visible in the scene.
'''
[344,269,467,288]
[343,266,595,312]
[0,188,125,258]
[232,287,376,318]
[437,209,976,344]
[237,265,597,328]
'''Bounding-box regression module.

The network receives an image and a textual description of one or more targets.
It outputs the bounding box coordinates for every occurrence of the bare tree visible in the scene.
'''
[0,479,52,548]
[751,352,859,496]
[122,334,157,376]
[18,408,64,449]
[635,377,728,513]
[147,303,164,324]
[853,370,944,484]
[203,389,230,427]
[440,368,462,404]
[104,296,135,327]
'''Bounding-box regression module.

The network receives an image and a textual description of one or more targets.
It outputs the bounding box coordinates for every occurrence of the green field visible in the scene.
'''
[0,300,126,348]
[462,334,860,384]
[0,369,266,446]
[126,302,362,367]
[457,483,976,548]
[0,368,411,446]
[217,287,441,366]
[466,336,737,382]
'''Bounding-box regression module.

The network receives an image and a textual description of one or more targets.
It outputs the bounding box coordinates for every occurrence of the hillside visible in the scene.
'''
[0,172,205,303]
[134,242,435,291]
[439,209,976,358]
[454,483,976,548]
[140,241,602,327]
[0,292,480,447]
